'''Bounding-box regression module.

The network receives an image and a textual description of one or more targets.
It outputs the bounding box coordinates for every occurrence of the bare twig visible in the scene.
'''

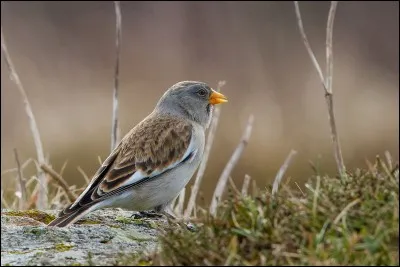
[209,114,254,216]
[1,158,33,176]
[333,198,361,225]
[228,176,241,196]
[272,149,298,196]
[174,188,186,217]
[77,166,91,185]
[294,1,327,90]
[184,80,226,219]
[384,151,393,171]
[295,182,306,196]
[13,148,27,210]
[241,174,251,196]
[111,1,122,151]
[40,164,77,203]
[294,1,346,177]
[59,160,69,177]
[1,16,47,209]
[325,1,338,95]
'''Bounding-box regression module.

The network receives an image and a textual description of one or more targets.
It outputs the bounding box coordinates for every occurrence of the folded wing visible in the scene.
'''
[53,114,194,221]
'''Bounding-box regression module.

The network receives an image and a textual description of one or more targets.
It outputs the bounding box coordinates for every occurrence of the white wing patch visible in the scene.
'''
[116,135,197,190]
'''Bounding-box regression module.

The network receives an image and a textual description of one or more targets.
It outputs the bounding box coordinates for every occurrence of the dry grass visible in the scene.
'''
[118,156,399,266]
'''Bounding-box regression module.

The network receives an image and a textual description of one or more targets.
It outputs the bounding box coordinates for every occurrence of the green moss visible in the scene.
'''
[3,210,55,224]
[68,263,83,266]
[23,227,46,236]
[115,216,135,224]
[55,243,74,252]
[128,156,399,266]
[7,250,33,255]
[114,216,160,229]
[147,221,159,229]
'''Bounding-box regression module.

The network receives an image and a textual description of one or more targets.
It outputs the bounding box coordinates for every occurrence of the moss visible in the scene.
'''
[114,216,160,229]
[147,221,159,229]
[129,156,399,266]
[2,210,55,224]
[7,250,33,255]
[115,216,135,224]
[55,243,74,252]
[68,263,83,266]
[23,227,47,236]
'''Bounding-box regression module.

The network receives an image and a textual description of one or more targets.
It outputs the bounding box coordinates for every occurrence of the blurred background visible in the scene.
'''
[1,1,399,206]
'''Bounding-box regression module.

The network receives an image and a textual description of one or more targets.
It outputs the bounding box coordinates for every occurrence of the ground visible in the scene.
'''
[1,208,164,266]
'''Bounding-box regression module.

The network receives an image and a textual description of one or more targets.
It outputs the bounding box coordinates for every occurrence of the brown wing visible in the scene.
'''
[67,113,193,211]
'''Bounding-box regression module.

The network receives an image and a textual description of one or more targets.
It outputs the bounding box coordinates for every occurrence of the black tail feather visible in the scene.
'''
[48,204,92,227]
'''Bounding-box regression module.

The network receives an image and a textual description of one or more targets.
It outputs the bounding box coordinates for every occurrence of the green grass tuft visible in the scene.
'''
[55,243,74,252]
[128,160,399,266]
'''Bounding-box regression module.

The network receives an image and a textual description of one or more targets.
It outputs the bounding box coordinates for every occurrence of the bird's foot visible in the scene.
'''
[130,210,163,219]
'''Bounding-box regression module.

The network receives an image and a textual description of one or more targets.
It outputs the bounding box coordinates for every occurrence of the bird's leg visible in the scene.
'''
[154,203,198,232]
[154,203,176,220]
[156,204,177,220]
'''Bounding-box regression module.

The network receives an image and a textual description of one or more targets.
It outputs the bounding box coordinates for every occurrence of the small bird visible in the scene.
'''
[48,81,228,227]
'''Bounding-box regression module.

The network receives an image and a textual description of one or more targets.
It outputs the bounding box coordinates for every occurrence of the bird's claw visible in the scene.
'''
[130,210,163,219]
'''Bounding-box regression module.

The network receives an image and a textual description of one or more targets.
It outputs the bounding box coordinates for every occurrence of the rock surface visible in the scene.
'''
[1,208,166,266]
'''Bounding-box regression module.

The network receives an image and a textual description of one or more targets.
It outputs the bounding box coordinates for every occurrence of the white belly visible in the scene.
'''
[105,124,205,211]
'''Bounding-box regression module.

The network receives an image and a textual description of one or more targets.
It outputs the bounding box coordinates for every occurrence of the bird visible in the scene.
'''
[48,81,228,227]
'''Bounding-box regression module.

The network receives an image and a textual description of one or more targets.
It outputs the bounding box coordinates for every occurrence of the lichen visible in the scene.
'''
[2,210,55,224]
[55,243,74,252]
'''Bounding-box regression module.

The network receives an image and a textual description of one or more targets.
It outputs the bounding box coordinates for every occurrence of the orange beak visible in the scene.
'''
[209,89,228,105]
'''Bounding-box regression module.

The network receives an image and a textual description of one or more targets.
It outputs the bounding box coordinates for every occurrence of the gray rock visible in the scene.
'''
[1,208,167,266]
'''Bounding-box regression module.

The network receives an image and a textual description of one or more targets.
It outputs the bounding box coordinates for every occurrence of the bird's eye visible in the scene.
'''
[197,89,207,97]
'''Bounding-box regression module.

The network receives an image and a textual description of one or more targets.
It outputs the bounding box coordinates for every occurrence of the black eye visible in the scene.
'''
[197,88,207,97]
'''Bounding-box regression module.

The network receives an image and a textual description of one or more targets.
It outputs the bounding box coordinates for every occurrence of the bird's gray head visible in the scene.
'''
[155,81,228,128]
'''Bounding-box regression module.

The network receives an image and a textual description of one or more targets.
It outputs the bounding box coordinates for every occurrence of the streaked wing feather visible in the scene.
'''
[64,113,193,215]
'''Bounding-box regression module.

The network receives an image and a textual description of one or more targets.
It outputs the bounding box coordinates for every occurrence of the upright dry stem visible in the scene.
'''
[13,148,27,210]
[324,1,345,177]
[241,174,251,196]
[184,81,226,219]
[325,1,338,94]
[111,1,122,151]
[175,187,186,217]
[272,149,298,196]
[294,1,346,177]
[209,114,254,216]
[1,22,47,209]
